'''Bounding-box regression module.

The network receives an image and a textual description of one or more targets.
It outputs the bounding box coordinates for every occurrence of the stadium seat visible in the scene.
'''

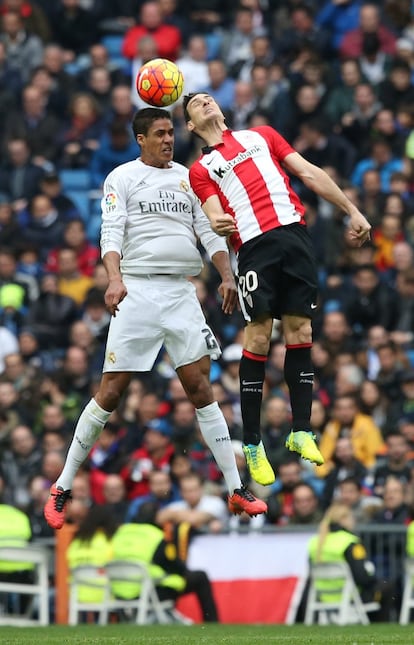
[0,545,50,626]
[399,558,414,624]
[101,34,124,59]
[68,565,109,626]
[105,560,174,624]
[59,169,92,192]
[304,561,380,626]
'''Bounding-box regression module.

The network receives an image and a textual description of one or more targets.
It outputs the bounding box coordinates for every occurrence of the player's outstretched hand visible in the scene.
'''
[348,209,371,247]
[218,277,238,315]
[105,277,128,317]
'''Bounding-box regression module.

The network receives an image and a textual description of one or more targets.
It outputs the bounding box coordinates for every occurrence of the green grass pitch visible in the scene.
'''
[1,624,414,645]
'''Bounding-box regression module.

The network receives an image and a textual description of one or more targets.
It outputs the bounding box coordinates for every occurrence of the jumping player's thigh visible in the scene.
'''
[103,276,164,372]
[163,279,221,368]
[280,225,318,318]
[236,230,283,322]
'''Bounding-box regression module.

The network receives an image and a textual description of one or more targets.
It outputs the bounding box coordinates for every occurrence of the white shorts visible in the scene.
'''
[103,275,221,372]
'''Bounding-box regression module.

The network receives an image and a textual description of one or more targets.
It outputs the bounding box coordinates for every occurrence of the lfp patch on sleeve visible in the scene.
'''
[105,192,117,212]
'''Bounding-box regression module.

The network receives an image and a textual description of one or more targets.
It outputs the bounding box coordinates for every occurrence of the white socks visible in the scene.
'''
[56,398,111,491]
[195,401,242,494]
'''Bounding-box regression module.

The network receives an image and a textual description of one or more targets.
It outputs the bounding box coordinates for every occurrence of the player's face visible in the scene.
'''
[138,117,174,168]
[186,94,224,130]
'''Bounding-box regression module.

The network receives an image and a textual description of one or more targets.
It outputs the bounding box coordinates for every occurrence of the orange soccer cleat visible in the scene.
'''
[228,486,267,517]
[44,484,72,529]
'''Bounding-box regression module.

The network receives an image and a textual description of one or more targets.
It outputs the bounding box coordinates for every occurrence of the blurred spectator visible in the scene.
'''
[170,398,197,453]
[101,473,129,525]
[0,0,51,43]
[3,84,61,167]
[88,423,126,504]
[369,476,410,580]
[319,310,356,359]
[35,402,73,440]
[202,59,236,113]
[187,0,230,35]
[378,59,414,112]
[372,431,414,498]
[351,138,404,193]
[265,456,305,525]
[156,470,229,533]
[41,43,77,116]
[122,1,182,62]
[372,213,405,273]
[261,395,291,471]
[90,119,137,189]
[0,138,45,213]
[0,423,42,509]
[38,171,80,221]
[320,436,368,509]
[125,467,180,523]
[120,417,175,500]
[315,0,361,52]
[318,394,385,478]
[358,32,393,87]
[0,196,20,247]
[357,378,389,432]
[324,57,365,126]
[49,0,98,62]
[57,94,103,170]
[45,217,99,278]
[0,247,34,306]
[294,116,357,180]
[288,482,323,525]
[345,264,400,338]
[113,500,218,623]
[77,43,130,93]
[0,10,43,83]
[176,34,210,95]
[83,65,113,115]
[55,246,94,306]
[21,194,66,262]
[24,272,78,353]
[276,3,331,66]
[337,476,382,523]
[53,345,95,408]
[339,2,397,60]
[340,82,381,155]
[219,6,256,79]
[26,474,54,538]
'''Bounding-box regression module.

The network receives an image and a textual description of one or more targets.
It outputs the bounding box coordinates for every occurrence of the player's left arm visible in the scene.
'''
[200,194,237,237]
[283,151,371,246]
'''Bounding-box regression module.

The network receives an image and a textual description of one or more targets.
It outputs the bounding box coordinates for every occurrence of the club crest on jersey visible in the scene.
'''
[105,193,117,212]
[180,180,189,192]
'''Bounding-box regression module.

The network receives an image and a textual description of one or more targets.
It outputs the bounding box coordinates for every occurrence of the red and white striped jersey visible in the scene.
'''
[189,126,306,252]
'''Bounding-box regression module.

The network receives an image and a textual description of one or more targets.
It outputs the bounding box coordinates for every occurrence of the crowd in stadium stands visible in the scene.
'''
[2,0,414,551]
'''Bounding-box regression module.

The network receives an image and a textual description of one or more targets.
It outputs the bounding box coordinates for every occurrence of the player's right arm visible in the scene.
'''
[100,171,129,316]
[102,251,127,317]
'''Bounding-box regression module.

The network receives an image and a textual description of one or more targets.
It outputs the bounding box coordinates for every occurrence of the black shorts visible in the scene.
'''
[236,223,318,322]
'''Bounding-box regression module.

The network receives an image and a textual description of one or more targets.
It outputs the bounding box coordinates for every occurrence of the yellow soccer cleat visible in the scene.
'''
[285,430,324,466]
[242,440,276,486]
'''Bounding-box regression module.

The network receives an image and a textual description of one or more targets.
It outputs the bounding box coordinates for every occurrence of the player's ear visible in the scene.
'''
[186,120,194,133]
[136,133,145,145]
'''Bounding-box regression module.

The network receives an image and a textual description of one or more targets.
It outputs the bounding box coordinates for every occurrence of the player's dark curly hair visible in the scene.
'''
[132,107,172,137]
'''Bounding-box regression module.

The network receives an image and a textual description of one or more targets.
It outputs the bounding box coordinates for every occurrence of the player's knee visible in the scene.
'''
[246,331,270,355]
[285,319,312,346]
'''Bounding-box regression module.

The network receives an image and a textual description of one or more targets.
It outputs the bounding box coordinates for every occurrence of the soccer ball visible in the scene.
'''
[136,58,184,107]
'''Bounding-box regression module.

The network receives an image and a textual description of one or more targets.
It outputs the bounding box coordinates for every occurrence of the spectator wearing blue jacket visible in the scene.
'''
[89,120,137,189]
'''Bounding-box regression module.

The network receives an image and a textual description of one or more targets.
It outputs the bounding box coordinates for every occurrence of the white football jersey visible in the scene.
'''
[100,158,228,277]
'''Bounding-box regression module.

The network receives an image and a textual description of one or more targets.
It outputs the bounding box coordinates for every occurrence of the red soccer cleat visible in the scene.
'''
[228,486,267,517]
[44,484,72,529]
